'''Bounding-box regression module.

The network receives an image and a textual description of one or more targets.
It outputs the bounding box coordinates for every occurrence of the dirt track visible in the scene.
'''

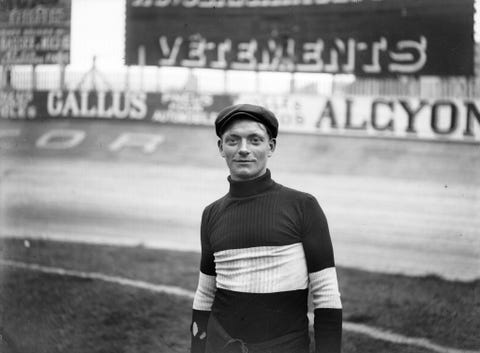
[1,119,479,280]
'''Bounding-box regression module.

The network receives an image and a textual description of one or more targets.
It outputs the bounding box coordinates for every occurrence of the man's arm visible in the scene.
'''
[191,207,217,353]
[302,195,342,353]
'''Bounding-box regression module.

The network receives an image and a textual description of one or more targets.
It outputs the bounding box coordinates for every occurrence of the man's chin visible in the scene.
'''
[230,167,264,181]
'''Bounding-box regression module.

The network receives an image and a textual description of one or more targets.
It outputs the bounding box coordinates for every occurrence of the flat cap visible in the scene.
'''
[215,104,279,138]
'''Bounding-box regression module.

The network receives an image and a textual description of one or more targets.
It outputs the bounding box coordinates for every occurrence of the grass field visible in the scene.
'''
[1,237,479,353]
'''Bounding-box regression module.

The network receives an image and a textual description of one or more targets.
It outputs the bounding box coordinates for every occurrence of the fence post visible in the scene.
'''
[255,70,260,93]
[223,69,228,94]
[125,66,130,92]
[289,72,295,94]
[60,64,66,91]
[3,65,12,89]
[31,64,37,90]
[138,45,146,92]
[156,66,162,93]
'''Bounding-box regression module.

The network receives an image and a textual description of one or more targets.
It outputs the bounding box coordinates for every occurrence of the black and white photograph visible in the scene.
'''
[0,0,479,352]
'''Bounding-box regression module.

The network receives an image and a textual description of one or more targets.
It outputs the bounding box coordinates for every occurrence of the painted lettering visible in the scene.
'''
[362,37,387,73]
[97,91,114,118]
[109,133,164,153]
[181,34,207,67]
[130,92,148,119]
[210,40,231,69]
[151,34,435,75]
[344,98,367,130]
[36,129,85,149]
[389,36,427,73]
[0,90,34,119]
[463,102,480,137]
[297,40,323,72]
[47,91,63,116]
[80,91,97,117]
[62,91,80,116]
[258,40,283,71]
[130,0,373,7]
[159,36,183,66]
[431,101,458,135]
[46,91,147,120]
[371,99,394,131]
[399,100,428,134]
[111,92,129,119]
[316,100,338,128]
[231,40,257,70]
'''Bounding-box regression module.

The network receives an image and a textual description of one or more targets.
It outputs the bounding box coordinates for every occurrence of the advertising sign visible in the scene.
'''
[1,90,479,142]
[0,90,234,124]
[125,0,474,77]
[0,0,71,65]
[233,94,480,142]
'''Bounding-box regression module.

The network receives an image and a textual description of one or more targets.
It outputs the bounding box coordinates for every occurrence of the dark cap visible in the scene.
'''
[215,104,279,138]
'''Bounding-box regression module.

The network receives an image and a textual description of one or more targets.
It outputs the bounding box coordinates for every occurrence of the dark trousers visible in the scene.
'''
[205,315,310,353]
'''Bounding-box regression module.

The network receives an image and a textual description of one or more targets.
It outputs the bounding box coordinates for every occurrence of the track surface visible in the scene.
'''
[1,119,479,280]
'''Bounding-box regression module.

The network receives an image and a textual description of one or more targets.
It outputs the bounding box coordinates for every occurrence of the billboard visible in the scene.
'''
[125,0,474,77]
[0,0,71,65]
[2,89,479,142]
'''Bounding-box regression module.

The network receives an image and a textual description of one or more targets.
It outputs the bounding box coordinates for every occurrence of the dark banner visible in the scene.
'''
[0,90,234,124]
[0,0,71,65]
[124,0,474,77]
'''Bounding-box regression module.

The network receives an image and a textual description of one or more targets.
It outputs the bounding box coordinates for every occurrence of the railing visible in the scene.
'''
[1,64,480,98]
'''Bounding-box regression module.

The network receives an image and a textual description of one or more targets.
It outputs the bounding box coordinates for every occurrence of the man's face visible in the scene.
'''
[218,119,276,181]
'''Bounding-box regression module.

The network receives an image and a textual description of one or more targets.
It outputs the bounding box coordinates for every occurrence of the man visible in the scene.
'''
[190,104,342,353]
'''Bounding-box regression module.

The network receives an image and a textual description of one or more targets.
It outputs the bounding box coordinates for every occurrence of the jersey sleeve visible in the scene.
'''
[190,206,217,353]
[301,195,342,353]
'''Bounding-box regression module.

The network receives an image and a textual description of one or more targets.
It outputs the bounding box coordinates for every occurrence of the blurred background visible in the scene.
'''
[0,0,479,352]
[1,0,478,278]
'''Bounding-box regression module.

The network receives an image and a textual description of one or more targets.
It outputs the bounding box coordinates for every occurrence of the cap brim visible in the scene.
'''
[218,112,264,135]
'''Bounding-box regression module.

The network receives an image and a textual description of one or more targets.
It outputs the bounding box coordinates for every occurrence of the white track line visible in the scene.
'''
[0,259,194,300]
[342,321,479,353]
[1,259,478,353]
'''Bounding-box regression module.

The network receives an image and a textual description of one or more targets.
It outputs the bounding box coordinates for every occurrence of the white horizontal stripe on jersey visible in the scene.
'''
[192,272,217,311]
[214,243,309,293]
[309,267,342,309]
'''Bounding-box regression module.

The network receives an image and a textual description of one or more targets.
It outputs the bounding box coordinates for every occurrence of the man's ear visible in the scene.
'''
[268,138,276,157]
[218,139,226,158]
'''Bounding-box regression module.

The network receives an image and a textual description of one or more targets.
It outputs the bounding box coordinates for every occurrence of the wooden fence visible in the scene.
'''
[1,65,480,99]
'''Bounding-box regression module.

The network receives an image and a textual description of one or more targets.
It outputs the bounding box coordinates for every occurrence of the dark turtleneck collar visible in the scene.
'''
[228,169,276,198]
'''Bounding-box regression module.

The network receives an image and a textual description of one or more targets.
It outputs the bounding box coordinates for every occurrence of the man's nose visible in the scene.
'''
[238,140,250,155]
